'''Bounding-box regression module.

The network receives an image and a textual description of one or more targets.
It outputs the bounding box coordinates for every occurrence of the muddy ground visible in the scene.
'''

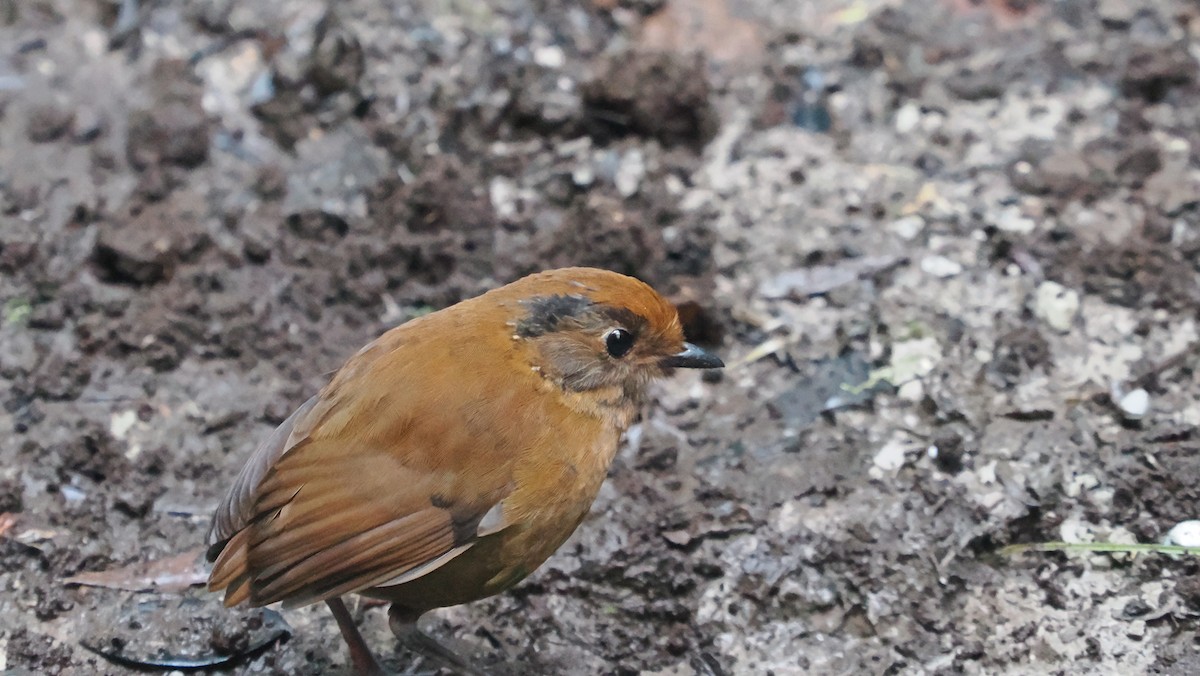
[3,0,1200,674]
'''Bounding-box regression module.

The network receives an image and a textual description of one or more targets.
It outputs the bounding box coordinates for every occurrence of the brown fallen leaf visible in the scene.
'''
[945,0,1043,28]
[64,547,208,593]
[639,0,764,64]
[0,512,16,539]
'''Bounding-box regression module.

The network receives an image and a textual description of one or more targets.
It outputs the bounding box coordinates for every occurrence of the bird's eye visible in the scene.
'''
[604,328,635,358]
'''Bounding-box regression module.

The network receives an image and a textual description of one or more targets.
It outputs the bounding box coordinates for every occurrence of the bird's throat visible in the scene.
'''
[556,384,639,429]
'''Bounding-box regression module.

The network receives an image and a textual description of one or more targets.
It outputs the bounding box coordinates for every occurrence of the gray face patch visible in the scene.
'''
[514,294,594,338]
[515,294,659,397]
[516,294,649,341]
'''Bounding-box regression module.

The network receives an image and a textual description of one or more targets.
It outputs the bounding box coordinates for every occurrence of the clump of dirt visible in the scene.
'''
[126,61,212,171]
[582,51,719,147]
[362,155,500,305]
[985,324,1051,390]
[1042,223,1200,312]
[6,0,1200,674]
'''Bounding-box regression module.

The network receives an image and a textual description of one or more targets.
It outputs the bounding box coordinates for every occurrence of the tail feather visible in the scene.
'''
[208,528,255,607]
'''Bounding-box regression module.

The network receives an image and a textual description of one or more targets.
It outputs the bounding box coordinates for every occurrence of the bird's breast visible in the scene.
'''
[364,426,623,611]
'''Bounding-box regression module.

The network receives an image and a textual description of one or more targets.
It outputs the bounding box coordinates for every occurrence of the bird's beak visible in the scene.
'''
[661,342,724,369]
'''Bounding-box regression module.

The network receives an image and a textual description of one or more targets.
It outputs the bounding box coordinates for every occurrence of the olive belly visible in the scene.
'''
[362,505,589,613]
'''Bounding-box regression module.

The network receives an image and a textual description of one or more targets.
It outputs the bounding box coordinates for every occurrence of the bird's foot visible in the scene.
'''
[389,606,488,676]
[326,597,390,676]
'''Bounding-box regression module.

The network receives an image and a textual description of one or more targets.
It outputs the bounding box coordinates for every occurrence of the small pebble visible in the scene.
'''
[889,215,925,240]
[572,164,595,187]
[873,439,908,471]
[1097,0,1137,25]
[1163,520,1200,548]
[110,410,139,440]
[1033,281,1079,333]
[533,45,565,69]
[895,103,921,134]
[615,149,645,198]
[996,206,1036,234]
[920,255,963,278]
[1117,388,1149,420]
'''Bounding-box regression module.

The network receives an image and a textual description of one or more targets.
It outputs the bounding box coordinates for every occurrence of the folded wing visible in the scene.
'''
[209,437,510,608]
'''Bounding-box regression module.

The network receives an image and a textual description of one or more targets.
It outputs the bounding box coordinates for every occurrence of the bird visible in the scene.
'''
[205,267,724,674]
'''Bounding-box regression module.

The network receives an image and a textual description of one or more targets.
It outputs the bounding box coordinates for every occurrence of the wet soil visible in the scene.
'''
[3,0,1200,674]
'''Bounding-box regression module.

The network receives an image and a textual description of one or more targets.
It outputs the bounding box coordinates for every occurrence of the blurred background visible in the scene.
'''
[2,0,1200,673]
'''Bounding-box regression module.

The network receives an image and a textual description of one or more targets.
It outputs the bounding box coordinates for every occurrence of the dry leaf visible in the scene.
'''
[730,335,791,368]
[639,0,764,64]
[945,0,1043,28]
[64,547,208,593]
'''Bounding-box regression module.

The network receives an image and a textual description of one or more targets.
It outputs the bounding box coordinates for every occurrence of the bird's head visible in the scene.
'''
[499,268,723,407]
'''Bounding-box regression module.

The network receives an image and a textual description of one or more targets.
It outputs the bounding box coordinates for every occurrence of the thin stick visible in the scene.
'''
[1002,542,1200,556]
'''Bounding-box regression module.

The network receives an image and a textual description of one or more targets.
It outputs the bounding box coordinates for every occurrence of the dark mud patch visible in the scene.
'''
[5,0,1200,674]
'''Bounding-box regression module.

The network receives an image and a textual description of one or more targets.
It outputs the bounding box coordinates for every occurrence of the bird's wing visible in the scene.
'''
[206,394,320,551]
[208,435,513,608]
[206,338,401,554]
[206,328,522,609]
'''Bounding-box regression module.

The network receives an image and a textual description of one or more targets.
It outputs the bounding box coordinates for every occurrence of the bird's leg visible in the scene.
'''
[388,605,486,676]
[326,597,389,676]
